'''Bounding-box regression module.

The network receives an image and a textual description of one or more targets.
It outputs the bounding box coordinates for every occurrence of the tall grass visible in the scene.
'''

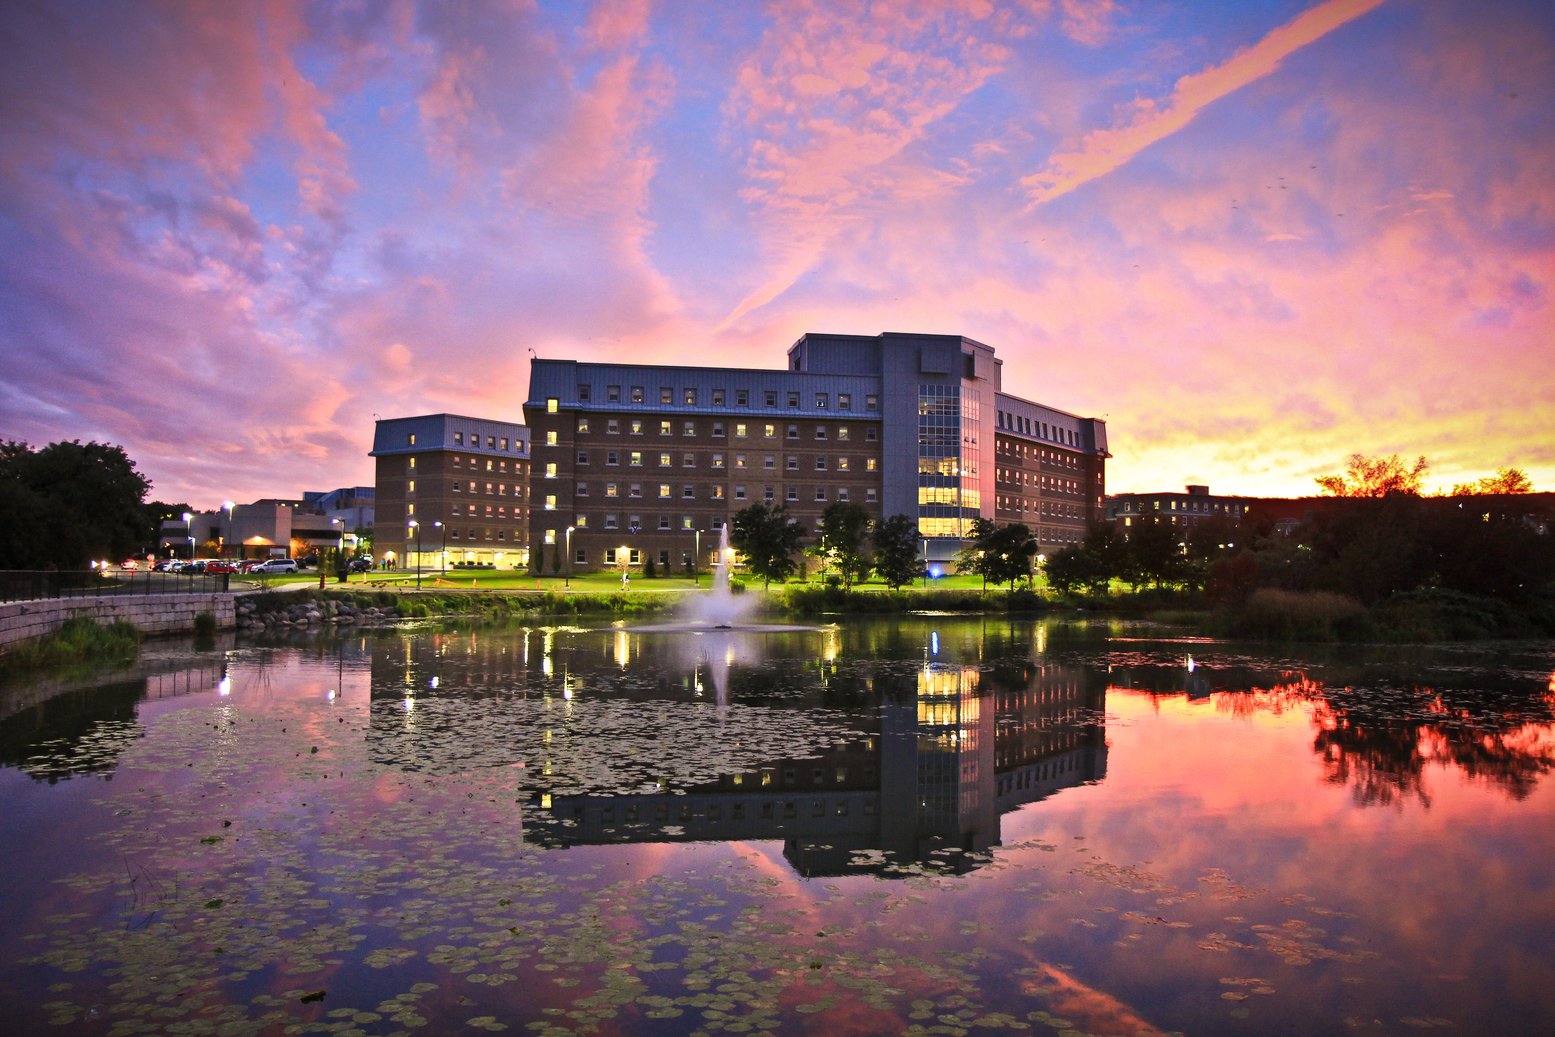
[1214,588,1368,642]
[5,616,142,671]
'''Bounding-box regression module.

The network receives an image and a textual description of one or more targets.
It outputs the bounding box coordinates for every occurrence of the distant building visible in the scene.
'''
[370,414,532,569]
[158,498,351,560]
[1106,485,1251,532]
[304,486,375,536]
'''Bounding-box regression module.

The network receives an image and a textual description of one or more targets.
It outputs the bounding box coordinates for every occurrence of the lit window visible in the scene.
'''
[546,398,558,413]
[544,463,556,478]
[545,430,558,446]
[544,495,556,510]
[631,386,644,403]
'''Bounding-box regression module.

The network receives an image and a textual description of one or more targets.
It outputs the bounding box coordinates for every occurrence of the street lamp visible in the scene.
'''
[434,521,446,577]
[564,526,574,588]
[693,529,701,586]
[921,536,928,588]
[408,520,422,589]
[322,517,342,589]
[183,511,194,560]
[221,501,233,558]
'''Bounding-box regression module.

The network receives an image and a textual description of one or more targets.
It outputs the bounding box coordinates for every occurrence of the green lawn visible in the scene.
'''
[238,567,1009,595]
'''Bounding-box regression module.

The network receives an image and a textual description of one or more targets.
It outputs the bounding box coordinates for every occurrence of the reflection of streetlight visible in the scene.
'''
[564,526,574,588]
[408,519,422,589]
[434,521,446,577]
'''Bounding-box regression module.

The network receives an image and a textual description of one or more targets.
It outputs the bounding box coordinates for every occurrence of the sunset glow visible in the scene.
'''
[1,0,1550,506]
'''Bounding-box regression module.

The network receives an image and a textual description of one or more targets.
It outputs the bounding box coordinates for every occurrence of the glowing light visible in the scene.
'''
[931,631,939,656]
[218,677,232,696]
[1187,655,1197,672]
[429,675,440,689]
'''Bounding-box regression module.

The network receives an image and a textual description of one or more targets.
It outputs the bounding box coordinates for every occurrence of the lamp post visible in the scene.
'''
[322,517,342,589]
[693,529,701,586]
[619,544,630,589]
[183,512,194,560]
[434,521,446,577]
[921,536,928,588]
[220,501,233,558]
[564,526,574,588]
[408,520,422,589]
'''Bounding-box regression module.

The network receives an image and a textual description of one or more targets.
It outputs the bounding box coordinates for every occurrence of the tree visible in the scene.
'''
[955,519,1038,591]
[1043,546,1101,596]
[872,514,922,590]
[0,440,151,569]
[1316,453,1429,498]
[1449,467,1534,496]
[1078,523,1124,592]
[729,503,805,589]
[813,501,873,588]
[1121,512,1183,589]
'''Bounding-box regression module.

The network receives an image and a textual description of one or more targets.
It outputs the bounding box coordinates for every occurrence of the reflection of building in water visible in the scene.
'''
[365,628,1107,875]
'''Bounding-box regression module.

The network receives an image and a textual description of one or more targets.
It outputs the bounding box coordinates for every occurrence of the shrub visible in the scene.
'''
[1219,588,1368,641]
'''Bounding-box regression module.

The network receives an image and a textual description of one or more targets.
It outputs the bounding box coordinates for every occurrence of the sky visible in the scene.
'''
[1,0,1551,510]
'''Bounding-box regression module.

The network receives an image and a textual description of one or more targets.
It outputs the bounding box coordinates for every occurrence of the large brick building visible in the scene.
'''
[370,414,532,569]
[521,332,1108,575]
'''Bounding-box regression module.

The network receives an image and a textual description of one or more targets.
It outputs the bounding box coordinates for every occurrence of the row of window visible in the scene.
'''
[561,452,879,473]
[404,431,522,452]
[574,416,877,441]
[996,496,1087,520]
[996,469,1081,494]
[450,454,521,473]
[571,386,880,411]
[997,441,1085,467]
[997,411,1082,448]
[544,484,878,514]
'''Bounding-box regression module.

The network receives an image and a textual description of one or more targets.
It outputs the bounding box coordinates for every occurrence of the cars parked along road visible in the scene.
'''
[253,559,299,574]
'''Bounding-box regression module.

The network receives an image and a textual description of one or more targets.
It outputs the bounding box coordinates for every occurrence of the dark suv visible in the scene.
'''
[348,557,373,573]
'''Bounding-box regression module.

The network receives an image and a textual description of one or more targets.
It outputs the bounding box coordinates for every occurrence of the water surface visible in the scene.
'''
[3,618,1553,1035]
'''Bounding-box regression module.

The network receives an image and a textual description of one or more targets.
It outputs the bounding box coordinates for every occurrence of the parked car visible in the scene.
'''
[237,559,267,573]
[153,559,180,572]
[253,559,299,574]
[205,561,237,575]
[348,556,373,573]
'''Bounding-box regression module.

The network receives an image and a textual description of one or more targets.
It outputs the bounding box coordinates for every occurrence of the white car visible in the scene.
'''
[253,559,299,574]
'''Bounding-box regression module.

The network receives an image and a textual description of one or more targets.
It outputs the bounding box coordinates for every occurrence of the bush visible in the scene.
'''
[193,611,217,637]
[7,616,141,671]
[1218,588,1368,641]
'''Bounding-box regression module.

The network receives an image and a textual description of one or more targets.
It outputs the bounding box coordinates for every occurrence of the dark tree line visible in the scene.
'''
[0,440,175,570]
[728,501,926,590]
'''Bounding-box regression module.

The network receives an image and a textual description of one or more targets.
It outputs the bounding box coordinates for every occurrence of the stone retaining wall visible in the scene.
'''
[0,593,235,657]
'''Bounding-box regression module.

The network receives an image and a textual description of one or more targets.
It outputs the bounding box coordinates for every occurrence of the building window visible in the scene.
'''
[578,417,590,433]
[838,393,851,411]
[659,420,672,436]
[576,482,589,496]
[712,454,725,469]
[765,390,778,407]
[659,452,672,467]
[734,485,746,500]
[659,484,671,498]
[712,389,725,406]
[866,427,878,442]
[545,396,559,413]
[607,419,619,435]
[628,420,642,435]
[605,514,618,529]
[501,437,509,451]
[737,389,749,406]
[575,515,588,528]
[544,529,556,546]
[682,516,694,530]
[787,425,799,439]
[631,385,644,403]
[606,451,619,466]
[866,488,878,502]
[577,450,590,465]
[683,485,695,498]
[786,486,798,501]
[712,486,725,499]
[712,422,725,437]
[606,483,618,497]
[629,451,643,466]
[787,456,798,470]
[866,395,878,411]
[683,422,696,436]
[764,423,777,439]
[407,433,416,446]
[658,516,671,530]
[764,455,776,469]
[683,453,695,467]
[837,457,850,471]
[607,385,620,402]
[578,384,590,402]
[815,457,827,471]
[544,495,556,510]
[838,488,850,501]
[763,486,775,502]
[407,478,416,493]
[837,427,849,441]
[407,502,415,516]
[734,454,746,469]
[815,487,827,500]
[661,387,673,404]
[454,432,464,445]
[787,391,800,408]
[815,393,828,409]
[543,463,556,479]
[735,423,748,438]
[545,430,558,446]
[815,426,827,440]
[629,483,642,498]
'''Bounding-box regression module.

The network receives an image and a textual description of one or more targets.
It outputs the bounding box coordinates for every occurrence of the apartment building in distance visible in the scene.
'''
[523,332,1108,574]
[1105,485,1252,531]
[370,414,532,569]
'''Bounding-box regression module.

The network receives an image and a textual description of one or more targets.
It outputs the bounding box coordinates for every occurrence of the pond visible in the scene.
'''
[2,616,1554,1036]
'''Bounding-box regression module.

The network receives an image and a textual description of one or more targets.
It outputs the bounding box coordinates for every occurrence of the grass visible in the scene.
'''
[5,615,142,673]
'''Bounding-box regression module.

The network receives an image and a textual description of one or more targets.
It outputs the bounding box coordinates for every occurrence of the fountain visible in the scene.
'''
[627,525,816,634]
